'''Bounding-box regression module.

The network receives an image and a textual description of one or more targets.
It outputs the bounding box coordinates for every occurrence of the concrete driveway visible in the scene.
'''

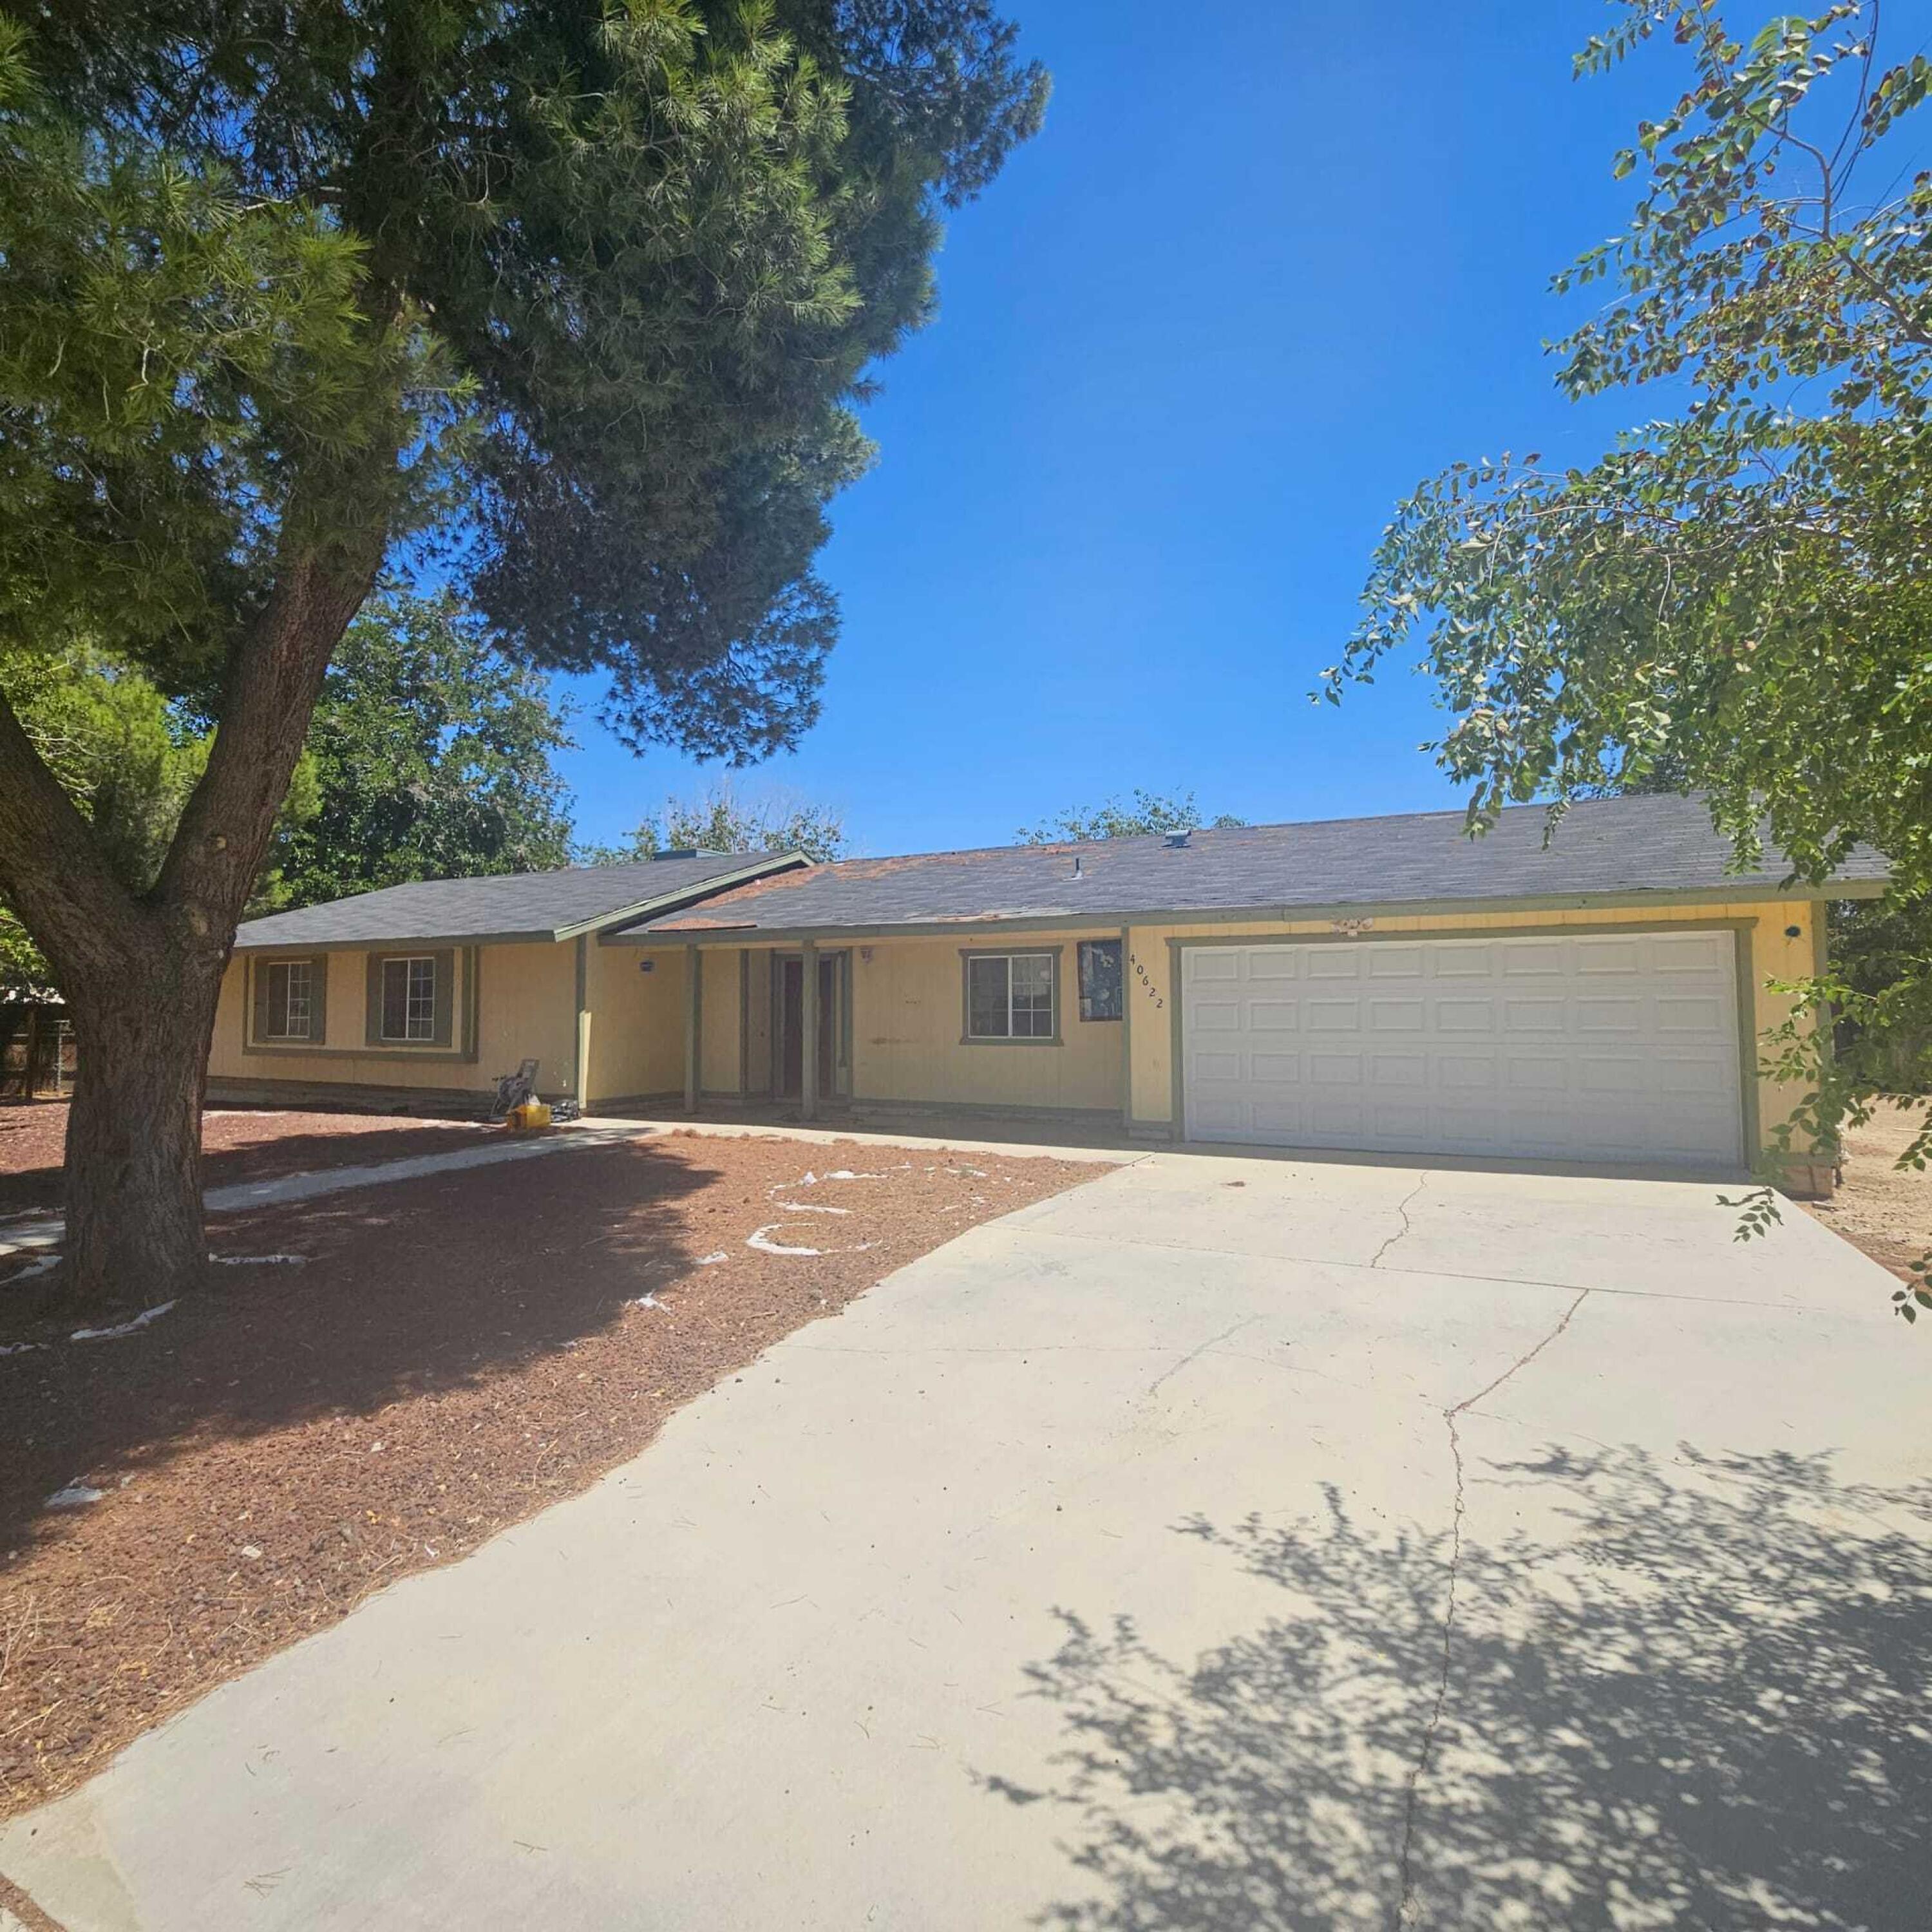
[3,1150,1927,1931]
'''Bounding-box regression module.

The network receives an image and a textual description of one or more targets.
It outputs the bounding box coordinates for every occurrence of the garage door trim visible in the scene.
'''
[1168,919,1759,1160]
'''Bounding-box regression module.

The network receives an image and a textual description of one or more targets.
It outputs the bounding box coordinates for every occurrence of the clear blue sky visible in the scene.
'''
[549,2,1839,857]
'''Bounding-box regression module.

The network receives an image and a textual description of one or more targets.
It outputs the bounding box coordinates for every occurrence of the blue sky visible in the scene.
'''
[551,2,1819,857]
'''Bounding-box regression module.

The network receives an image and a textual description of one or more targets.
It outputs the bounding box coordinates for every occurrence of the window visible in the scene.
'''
[964,951,1056,1041]
[1077,939,1124,1021]
[381,956,438,1042]
[262,961,313,1040]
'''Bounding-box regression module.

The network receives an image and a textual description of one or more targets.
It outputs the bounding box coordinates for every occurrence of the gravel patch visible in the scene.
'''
[0,1130,1094,1816]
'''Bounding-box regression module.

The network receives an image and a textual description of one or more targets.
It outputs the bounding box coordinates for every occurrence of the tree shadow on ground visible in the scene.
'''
[0,1139,716,1550]
[0,1112,498,1218]
[985,1445,1932,1931]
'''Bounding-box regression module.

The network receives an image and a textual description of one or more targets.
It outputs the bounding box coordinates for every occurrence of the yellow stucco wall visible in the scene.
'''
[582,944,686,1104]
[208,901,1824,1151]
[1124,900,1818,1152]
[209,941,576,1098]
[846,931,1126,1114]
[701,949,743,1095]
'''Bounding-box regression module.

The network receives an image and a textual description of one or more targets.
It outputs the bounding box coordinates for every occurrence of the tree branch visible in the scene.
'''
[0,671,147,984]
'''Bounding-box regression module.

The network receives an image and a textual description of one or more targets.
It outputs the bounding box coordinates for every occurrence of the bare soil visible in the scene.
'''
[1803,1099,1932,1284]
[0,1128,1092,1818]
[0,1102,499,1218]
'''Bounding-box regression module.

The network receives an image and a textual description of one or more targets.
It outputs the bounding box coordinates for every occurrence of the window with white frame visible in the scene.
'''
[380,956,438,1042]
[262,960,313,1040]
[965,951,1056,1041]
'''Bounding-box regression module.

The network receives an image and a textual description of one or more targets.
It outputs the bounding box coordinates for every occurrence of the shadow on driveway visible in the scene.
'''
[984,1444,1932,1931]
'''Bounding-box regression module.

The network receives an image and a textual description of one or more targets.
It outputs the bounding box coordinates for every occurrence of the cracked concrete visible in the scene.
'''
[2,1148,1922,1932]
[1394,1285,1591,1930]
[1369,1172,1429,1269]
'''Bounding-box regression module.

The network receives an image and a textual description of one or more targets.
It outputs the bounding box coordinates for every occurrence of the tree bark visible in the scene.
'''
[61,938,227,1309]
[0,512,388,1310]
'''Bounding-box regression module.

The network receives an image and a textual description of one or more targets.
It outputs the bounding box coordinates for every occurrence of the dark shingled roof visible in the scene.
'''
[616,795,1889,940]
[234,852,800,949]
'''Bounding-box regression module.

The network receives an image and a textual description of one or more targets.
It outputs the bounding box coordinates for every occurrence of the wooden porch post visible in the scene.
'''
[683,946,701,1114]
[800,937,819,1122]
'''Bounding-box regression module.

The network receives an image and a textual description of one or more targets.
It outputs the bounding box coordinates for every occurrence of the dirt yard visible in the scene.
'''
[0,1101,502,1218]
[1804,1099,1932,1286]
[0,1127,1095,1817]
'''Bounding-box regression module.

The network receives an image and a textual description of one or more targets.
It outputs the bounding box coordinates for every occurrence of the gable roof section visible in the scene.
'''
[234,852,806,951]
[616,796,1889,941]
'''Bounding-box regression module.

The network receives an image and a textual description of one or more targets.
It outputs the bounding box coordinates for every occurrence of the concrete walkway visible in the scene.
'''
[0,1118,1133,1260]
[2,1152,1926,1930]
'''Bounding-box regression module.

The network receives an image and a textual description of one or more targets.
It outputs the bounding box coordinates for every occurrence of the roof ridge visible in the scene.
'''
[817,793,1707,871]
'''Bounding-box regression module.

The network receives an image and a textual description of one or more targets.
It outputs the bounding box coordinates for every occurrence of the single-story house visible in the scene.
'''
[211,794,1888,1187]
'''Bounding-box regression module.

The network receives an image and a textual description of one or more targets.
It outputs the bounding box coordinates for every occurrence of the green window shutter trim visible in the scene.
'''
[308,954,328,1044]
[431,949,455,1047]
[366,954,384,1046]
[251,958,270,1045]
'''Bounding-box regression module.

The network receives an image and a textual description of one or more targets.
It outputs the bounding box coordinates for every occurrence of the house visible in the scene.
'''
[211,794,1888,1188]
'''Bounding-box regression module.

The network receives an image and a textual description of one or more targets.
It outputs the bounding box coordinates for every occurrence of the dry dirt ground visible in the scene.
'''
[1803,1099,1932,1285]
[0,1101,502,1219]
[0,1126,1094,1818]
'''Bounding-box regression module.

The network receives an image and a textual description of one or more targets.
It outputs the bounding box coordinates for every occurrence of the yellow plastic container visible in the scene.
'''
[506,1099,553,1133]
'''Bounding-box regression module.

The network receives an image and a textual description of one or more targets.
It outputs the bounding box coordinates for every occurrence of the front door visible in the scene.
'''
[775,953,844,1101]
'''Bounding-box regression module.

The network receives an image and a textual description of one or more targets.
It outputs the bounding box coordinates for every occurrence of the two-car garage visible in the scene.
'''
[1180,930,1746,1169]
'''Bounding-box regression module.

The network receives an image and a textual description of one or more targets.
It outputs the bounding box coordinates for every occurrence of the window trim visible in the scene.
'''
[247,952,328,1048]
[381,954,438,1043]
[262,959,314,1041]
[365,949,456,1050]
[1076,937,1125,1023]
[959,945,1062,1046]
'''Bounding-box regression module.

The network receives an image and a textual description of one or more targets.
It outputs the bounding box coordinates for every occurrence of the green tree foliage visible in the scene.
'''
[1019,790,1247,844]
[278,592,574,909]
[583,782,848,865]
[0,0,1046,1305]
[1321,2,1932,1314]
[0,650,317,991]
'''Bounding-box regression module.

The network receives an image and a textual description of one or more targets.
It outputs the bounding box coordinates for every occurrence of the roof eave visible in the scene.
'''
[612,875,1891,946]
[233,853,810,952]
[557,852,809,941]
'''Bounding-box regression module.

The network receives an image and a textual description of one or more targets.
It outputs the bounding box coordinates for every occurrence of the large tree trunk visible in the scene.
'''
[62,942,228,1309]
[0,515,388,1311]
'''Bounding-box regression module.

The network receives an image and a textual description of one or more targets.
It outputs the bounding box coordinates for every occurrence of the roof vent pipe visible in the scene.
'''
[1072,855,1084,880]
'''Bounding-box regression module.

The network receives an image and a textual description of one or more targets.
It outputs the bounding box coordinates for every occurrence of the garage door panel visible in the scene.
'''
[1370,1052,1430,1086]
[1247,950,1301,981]
[1656,995,1727,1032]
[1367,947,1425,979]
[1502,943,1567,976]
[1182,934,1742,1168]
[1577,998,1643,1032]
[1367,999,1427,1033]
[1504,1055,1571,1092]
[1247,999,1300,1031]
[1576,940,1643,974]
[1309,1052,1364,1085]
[1308,952,1363,980]
[1307,999,1361,1031]
[1502,998,1567,1032]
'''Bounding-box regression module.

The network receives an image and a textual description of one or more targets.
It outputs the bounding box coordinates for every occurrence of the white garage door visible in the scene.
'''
[1181,931,1743,1167]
